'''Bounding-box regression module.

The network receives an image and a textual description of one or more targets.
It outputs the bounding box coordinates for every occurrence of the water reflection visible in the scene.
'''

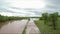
[0,20,25,29]
[0,21,15,29]
[0,22,9,29]
[30,18,39,21]
[0,20,28,34]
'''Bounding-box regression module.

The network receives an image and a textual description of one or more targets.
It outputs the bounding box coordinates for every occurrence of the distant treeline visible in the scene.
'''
[0,15,26,22]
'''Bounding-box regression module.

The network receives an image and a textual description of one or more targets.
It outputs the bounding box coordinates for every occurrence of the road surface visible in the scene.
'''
[26,19,41,34]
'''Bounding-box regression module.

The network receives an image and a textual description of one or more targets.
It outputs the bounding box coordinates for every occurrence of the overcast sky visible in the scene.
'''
[0,0,60,17]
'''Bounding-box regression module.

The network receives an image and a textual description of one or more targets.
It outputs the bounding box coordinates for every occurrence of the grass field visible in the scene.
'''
[35,17,60,34]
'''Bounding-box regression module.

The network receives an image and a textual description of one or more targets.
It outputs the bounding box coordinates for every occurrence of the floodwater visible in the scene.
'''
[0,20,28,34]
[0,18,39,34]
[30,18,39,21]
[26,19,40,34]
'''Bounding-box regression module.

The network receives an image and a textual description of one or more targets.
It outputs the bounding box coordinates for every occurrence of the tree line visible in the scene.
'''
[0,15,24,22]
[40,12,59,30]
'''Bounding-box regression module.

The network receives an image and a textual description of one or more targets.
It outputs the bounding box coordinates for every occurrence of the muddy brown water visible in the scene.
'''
[0,20,28,34]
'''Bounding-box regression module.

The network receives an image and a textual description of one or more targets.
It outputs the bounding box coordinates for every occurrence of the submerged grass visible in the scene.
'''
[22,20,29,34]
[22,25,27,34]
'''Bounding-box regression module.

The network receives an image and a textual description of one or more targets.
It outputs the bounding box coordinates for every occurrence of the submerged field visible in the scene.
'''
[35,17,60,34]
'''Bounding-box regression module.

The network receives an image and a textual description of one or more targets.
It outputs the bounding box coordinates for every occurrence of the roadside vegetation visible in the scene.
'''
[22,20,30,34]
[22,23,27,34]
[35,12,60,34]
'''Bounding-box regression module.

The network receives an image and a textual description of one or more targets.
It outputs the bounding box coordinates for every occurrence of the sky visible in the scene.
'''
[0,0,60,17]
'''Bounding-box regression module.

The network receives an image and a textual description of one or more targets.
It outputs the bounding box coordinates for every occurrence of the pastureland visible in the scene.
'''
[35,17,60,34]
[35,12,60,34]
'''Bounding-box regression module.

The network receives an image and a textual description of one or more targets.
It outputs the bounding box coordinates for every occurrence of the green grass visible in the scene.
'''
[35,19,60,34]
[0,15,26,22]
[22,26,26,34]
[22,21,29,34]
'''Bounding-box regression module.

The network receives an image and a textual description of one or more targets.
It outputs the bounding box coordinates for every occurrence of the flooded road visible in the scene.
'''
[26,19,40,34]
[0,19,28,34]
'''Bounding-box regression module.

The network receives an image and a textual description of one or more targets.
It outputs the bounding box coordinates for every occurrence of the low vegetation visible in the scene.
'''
[35,20,60,34]
[0,15,26,22]
[35,12,60,34]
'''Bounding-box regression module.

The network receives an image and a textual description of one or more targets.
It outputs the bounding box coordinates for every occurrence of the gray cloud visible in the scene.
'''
[0,0,60,16]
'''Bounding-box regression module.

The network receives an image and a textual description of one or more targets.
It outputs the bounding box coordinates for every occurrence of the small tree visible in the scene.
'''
[0,15,1,16]
[50,12,58,30]
[42,13,49,24]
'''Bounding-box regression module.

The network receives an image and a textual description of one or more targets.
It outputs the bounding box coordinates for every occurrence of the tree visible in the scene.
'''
[42,13,49,24]
[50,12,58,30]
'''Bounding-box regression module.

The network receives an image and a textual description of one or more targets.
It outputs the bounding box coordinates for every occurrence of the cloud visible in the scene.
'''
[0,0,45,17]
[0,0,60,17]
[0,12,13,16]
[6,0,45,9]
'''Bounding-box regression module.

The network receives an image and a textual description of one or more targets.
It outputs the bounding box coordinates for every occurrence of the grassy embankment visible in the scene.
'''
[35,17,60,34]
[22,24,27,34]
[22,20,30,34]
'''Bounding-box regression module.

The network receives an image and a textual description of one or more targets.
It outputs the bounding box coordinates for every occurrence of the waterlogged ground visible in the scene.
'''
[0,19,40,34]
[0,19,28,34]
[26,19,40,34]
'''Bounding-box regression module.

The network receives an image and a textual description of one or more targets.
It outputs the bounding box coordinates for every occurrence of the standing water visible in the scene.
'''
[0,20,28,34]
